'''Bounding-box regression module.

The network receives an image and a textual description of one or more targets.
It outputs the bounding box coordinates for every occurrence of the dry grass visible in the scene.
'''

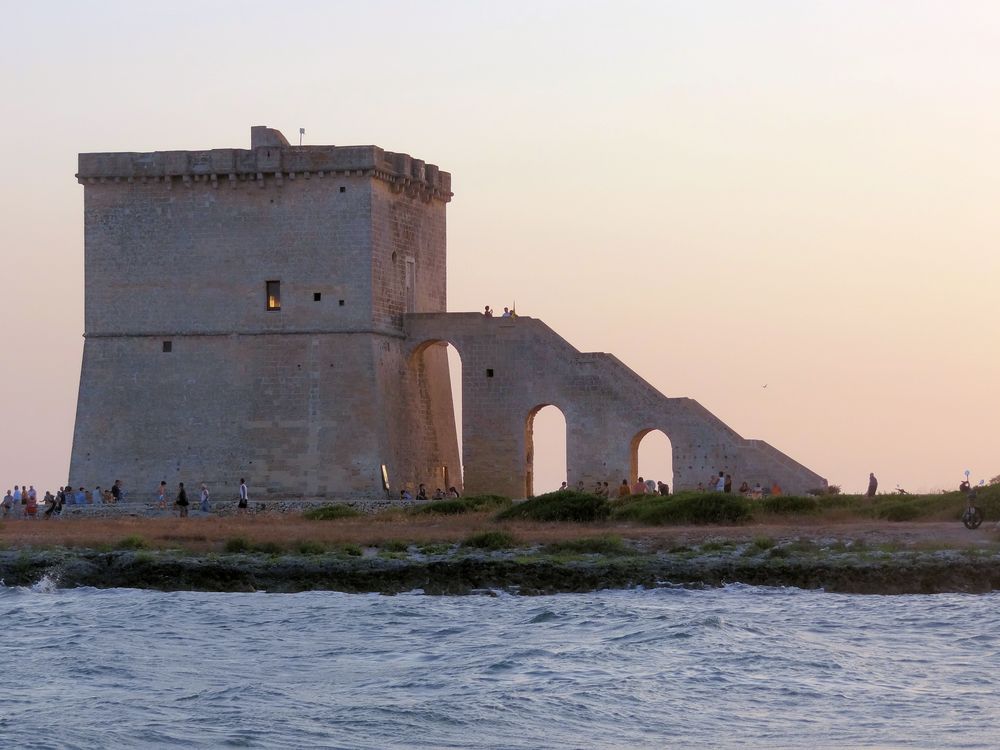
[1,511,998,553]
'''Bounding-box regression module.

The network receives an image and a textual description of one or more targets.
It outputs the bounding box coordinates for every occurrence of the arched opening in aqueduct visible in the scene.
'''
[407,339,464,489]
[630,429,674,492]
[525,404,567,497]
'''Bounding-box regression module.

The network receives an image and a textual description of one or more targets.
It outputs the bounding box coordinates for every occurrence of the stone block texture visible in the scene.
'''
[404,314,827,498]
[71,128,458,500]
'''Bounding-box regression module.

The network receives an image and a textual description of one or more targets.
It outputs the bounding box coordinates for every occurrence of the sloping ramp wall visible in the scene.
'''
[404,313,826,498]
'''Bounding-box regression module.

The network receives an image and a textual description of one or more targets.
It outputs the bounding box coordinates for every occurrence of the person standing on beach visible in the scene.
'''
[157,481,167,509]
[200,484,210,513]
[238,478,249,513]
[866,473,878,498]
[175,482,189,517]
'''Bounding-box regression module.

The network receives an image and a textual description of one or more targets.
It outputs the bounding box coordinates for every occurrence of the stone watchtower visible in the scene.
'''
[71,126,460,498]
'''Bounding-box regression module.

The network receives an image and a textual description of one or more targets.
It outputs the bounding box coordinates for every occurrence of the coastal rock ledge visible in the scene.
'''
[3,549,1000,596]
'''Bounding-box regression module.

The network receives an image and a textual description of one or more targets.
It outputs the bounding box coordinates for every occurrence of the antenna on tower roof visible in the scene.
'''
[299,127,305,146]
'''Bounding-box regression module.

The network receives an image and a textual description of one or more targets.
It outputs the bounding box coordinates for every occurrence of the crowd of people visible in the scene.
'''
[1,479,133,519]
[549,471,784,499]
[1,477,253,520]
[483,305,517,319]
[400,484,461,502]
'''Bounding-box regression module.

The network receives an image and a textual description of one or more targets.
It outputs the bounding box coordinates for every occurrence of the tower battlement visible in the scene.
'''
[77,126,452,201]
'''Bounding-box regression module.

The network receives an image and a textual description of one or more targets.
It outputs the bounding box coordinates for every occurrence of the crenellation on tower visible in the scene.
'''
[77,132,452,200]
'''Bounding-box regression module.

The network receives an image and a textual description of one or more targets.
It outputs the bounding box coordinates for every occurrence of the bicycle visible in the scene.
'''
[961,482,984,530]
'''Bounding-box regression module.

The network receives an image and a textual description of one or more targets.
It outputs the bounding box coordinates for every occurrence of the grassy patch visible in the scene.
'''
[413,495,511,515]
[462,530,520,550]
[115,535,149,550]
[417,542,452,555]
[223,537,283,554]
[381,539,410,553]
[783,539,819,554]
[875,503,922,522]
[543,534,634,556]
[759,496,819,515]
[750,536,775,551]
[496,491,609,522]
[339,543,363,557]
[302,505,361,521]
[223,536,252,553]
[295,540,326,555]
[613,492,752,525]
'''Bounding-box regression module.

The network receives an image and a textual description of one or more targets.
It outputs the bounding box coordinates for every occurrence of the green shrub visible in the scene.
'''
[303,504,361,521]
[544,535,633,555]
[296,540,326,555]
[807,485,841,496]
[414,495,512,515]
[759,495,819,514]
[612,492,752,525]
[751,536,775,551]
[381,539,410,553]
[496,491,609,522]
[224,536,251,553]
[340,543,363,557]
[115,535,149,550]
[462,530,520,550]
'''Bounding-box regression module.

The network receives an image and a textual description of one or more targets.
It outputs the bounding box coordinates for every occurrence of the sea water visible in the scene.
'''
[0,583,995,749]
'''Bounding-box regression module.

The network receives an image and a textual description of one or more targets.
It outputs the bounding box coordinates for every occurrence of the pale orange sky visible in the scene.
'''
[1,1,998,494]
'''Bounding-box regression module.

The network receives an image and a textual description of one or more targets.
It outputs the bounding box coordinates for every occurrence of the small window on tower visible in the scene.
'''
[266,281,281,311]
[162,341,172,353]
[313,292,322,302]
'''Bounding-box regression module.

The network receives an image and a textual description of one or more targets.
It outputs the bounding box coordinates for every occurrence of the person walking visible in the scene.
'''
[238,478,249,514]
[199,484,211,513]
[157,481,167,509]
[175,482,189,517]
[866,473,878,498]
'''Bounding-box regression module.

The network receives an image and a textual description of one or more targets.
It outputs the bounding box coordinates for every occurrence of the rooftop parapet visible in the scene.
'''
[77,126,452,201]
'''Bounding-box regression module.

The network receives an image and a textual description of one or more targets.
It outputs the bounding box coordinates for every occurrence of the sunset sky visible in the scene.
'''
[1,1,998,495]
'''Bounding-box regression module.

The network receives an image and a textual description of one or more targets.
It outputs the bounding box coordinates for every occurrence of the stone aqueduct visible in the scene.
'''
[405,313,825,498]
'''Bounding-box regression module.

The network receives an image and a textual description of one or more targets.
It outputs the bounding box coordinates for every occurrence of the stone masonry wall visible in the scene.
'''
[404,313,827,498]
[72,130,458,499]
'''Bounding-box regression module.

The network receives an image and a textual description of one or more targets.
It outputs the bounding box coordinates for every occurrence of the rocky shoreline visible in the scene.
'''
[3,544,1000,596]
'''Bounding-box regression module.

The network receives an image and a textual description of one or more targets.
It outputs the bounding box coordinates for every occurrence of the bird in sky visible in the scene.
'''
[762,384,768,389]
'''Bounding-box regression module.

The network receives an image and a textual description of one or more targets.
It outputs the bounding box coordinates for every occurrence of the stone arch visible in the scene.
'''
[629,428,674,492]
[406,336,463,364]
[525,403,567,497]
[405,337,464,493]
